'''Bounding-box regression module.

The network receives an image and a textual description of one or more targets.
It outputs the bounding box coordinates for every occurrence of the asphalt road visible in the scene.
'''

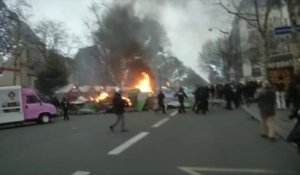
[0,108,299,175]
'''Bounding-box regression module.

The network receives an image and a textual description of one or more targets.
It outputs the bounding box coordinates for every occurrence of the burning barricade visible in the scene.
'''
[64,71,155,114]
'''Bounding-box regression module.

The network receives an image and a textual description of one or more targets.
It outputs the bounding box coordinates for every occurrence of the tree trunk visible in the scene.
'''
[12,21,22,86]
[261,0,272,79]
[262,35,270,79]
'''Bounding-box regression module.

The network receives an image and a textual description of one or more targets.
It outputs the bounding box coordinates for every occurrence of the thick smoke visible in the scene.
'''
[113,0,232,81]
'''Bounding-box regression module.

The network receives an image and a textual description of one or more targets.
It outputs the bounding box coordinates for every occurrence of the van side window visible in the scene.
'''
[26,95,40,104]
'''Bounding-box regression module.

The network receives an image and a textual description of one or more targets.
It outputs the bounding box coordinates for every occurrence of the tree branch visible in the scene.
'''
[218,1,260,32]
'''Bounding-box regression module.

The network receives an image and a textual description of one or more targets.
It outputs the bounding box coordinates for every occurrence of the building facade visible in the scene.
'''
[232,0,300,83]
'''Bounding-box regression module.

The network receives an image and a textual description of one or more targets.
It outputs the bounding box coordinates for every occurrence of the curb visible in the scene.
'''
[242,106,286,140]
[242,106,297,149]
[242,106,298,149]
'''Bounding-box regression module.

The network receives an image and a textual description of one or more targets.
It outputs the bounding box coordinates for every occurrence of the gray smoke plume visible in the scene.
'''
[112,0,232,81]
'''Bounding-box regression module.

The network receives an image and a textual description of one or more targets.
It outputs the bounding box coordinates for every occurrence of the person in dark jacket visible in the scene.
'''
[255,81,276,141]
[155,90,166,114]
[287,110,300,155]
[224,83,233,110]
[175,87,188,113]
[61,97,70,120]
[109,89,128,132]
[231,82,240,109]
[287,75,300,109]
[244,80,252,106]
[197,86,209,114]
[192,85,201,112]
[209,84,215,99]
[287,74,300,153]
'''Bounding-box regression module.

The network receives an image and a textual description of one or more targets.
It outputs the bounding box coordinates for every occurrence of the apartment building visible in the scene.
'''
[232,0,299,84]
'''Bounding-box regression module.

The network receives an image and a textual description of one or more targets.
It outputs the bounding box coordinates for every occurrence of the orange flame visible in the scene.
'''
[90,92,109,102]
[92,92,132,106]
[96,92,109,102]
[135,72,152,93]
[122,96,132,106]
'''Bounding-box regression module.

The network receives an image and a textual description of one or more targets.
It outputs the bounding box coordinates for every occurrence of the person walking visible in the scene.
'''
[287,108,300,155]
[175,87,188,113]
[224,82,233,110]
[244,80,252,107]
[287,74,300,154]
[197,86,209,114]
[192,85,201,112]
[109,89,128,132]
[61,97,70,120]
[275,76,286,109]
[255,81,276,141]
[155,89,166,114]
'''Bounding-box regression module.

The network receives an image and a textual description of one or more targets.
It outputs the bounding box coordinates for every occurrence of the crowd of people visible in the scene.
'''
[151,76,300,154]
[48,76,299,154]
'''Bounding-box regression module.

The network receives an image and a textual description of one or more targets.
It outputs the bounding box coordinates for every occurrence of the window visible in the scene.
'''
[26,95,41,104]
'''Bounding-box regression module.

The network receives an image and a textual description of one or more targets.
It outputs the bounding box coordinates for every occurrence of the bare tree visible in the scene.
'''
[8,0,32,21]
[34,19,68,54]
[285,0,300,73]
[218,0,282,77]
[6,0,33,85]
[199,37,228,82]
[0,1,15,58]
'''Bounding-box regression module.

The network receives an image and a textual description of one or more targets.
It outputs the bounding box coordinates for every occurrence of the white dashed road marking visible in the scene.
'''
[72,171,90,175]
[152,118,170,128]
[108,132,149,155]
[170,110,178,117]
[178,167,297,175]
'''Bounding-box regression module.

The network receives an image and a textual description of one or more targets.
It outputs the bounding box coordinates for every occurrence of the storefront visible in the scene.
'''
[267,53,294,89]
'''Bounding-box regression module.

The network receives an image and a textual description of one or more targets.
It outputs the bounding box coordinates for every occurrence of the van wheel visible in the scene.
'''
[39,114,50,124]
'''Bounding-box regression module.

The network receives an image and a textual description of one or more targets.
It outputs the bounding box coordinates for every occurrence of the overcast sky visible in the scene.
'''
[5,0,232,81]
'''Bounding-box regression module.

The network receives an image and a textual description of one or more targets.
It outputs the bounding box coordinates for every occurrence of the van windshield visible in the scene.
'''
[38,95,50,103]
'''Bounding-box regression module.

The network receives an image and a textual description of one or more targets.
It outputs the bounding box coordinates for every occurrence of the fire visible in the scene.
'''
[90,92,109,102]
[122,96,132,106]
[97,92,109,101]
[135,72,153,92]
[91,92,132,106]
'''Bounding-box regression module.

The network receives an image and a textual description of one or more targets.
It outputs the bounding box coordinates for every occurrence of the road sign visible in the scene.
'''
[275,25,300,35]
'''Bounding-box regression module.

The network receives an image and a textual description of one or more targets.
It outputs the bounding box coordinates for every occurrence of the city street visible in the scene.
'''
[0,108,299,175]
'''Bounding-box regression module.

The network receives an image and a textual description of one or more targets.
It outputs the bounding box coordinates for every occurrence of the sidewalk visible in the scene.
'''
[242,104,297,139]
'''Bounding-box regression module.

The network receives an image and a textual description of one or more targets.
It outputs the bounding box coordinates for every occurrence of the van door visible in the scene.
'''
[24,95,42,120]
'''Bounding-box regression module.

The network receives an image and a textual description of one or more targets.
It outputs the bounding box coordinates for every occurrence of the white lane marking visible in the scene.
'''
[72,171,90,175]
[178,167,297,175]
[152,118,170,128]
[170,110,178,117]
[108,132,149,155]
